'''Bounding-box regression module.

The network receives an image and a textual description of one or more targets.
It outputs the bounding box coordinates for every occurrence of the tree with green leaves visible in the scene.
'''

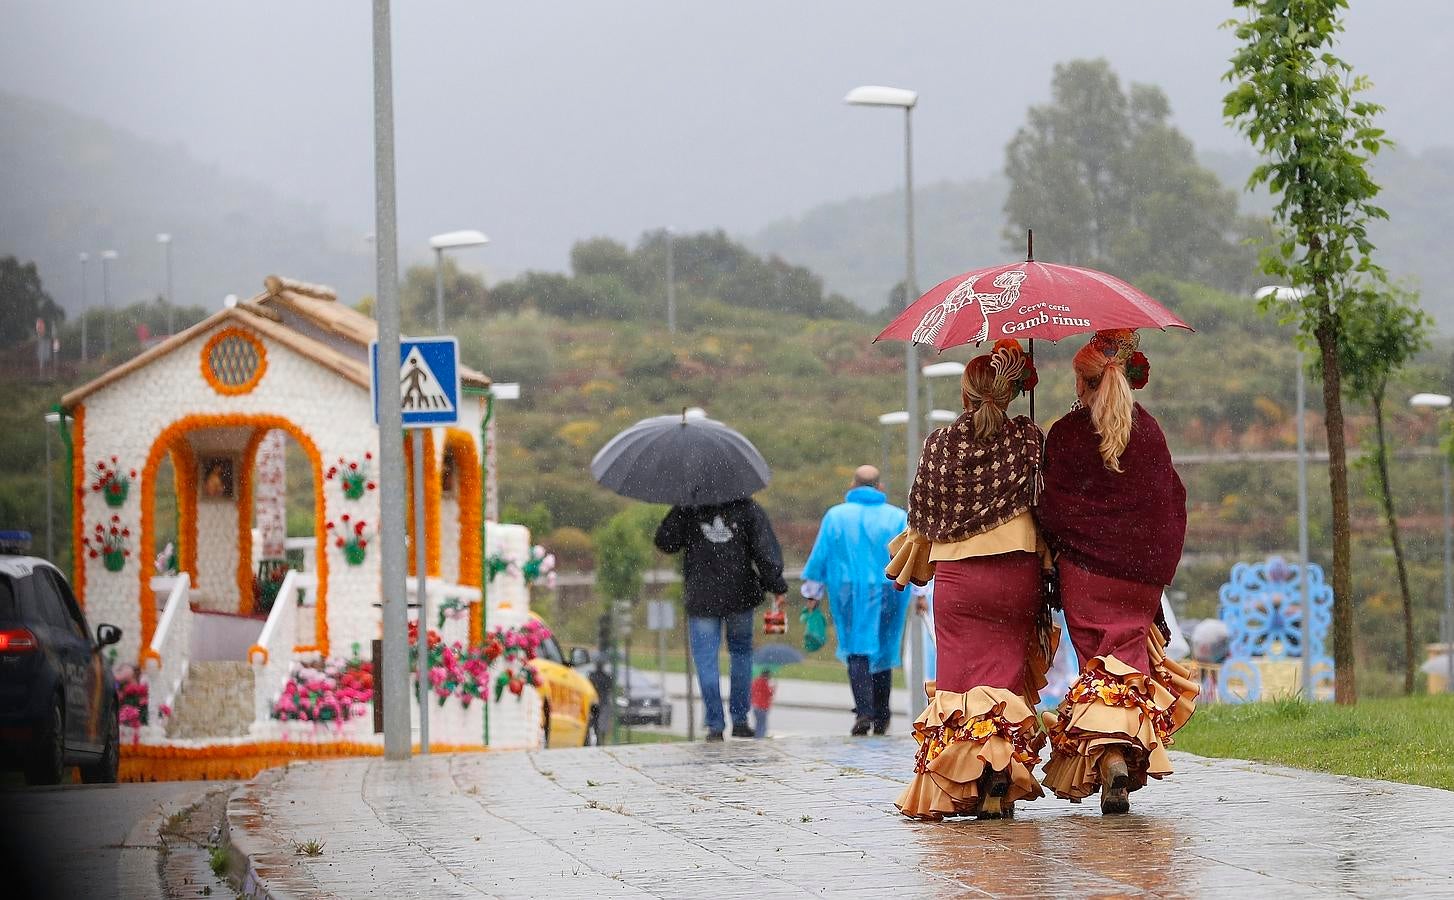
[400,257,488,328]
[1224,0,1393,703]
[592,506,655,603]
[0,257,65,348]
[1003,60,1258,289]
[1340,285,1430,694]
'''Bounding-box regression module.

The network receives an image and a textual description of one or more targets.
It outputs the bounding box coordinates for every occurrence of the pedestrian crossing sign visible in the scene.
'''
[371,337,461,427]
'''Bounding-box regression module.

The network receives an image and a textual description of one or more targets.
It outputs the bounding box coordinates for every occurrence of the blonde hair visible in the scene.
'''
[960,343,1027,442]
[1072,330,1138,472]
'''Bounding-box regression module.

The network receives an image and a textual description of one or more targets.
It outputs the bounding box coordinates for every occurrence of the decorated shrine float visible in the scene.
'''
[58,276,547,781]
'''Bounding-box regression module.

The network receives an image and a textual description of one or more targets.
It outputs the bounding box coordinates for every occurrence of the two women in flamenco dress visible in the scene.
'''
[890,330,1198,819]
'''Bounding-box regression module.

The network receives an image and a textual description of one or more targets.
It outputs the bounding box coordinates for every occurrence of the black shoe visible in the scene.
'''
[731,723,754,738]
[706,730,725,742]
[851,716,872,736]
[872,719,889,736]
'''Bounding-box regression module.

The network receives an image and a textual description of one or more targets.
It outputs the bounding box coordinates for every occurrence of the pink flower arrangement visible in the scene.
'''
[112,663,159,735]
[272,656,374,725]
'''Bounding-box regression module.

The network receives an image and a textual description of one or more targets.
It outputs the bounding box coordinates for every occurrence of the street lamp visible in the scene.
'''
[428,230,490,332]
[848,84,921,498]
[157,234,174,335]
[100,250,118,355]
[42,411,71,562]
[1411,391,1454,692]
[78,253,90,364]
[1256,285,1315,699]
[877,411,909,496]
[922,361,965,433]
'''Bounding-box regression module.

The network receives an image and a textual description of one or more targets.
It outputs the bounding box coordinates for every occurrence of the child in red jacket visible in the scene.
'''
[750,668,775,738]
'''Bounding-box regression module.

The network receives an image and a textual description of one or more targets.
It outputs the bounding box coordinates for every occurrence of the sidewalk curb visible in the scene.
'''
[226,766,303,900]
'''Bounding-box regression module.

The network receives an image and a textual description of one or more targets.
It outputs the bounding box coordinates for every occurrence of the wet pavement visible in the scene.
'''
[228,736,1454,899]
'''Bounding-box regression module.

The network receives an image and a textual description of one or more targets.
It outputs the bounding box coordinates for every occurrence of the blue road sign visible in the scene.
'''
[371,337,461,427]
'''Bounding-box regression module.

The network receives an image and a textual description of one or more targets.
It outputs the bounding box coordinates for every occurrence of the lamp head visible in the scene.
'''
[845,85,918,109]
[429,230,490,251]
[877,411,910,426]
[1410,393,1453,410]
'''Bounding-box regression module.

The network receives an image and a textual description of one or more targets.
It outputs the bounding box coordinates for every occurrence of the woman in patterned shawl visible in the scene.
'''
[1036,329,1198,816]
[887,340,1053,821]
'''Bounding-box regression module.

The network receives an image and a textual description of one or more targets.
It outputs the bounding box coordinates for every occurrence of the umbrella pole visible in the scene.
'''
[1028,338,1036,422]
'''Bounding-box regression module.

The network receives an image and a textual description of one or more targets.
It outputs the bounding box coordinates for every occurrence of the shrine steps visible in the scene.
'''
[166,661,255,739]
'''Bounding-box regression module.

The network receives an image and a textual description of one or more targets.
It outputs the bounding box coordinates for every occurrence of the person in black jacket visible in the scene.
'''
[655,498,788,741]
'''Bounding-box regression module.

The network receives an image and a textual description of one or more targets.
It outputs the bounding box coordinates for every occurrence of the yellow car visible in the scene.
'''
[529,613,601,747]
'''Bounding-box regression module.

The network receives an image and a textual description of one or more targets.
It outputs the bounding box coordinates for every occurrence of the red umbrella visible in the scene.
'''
[875,244,1192,350]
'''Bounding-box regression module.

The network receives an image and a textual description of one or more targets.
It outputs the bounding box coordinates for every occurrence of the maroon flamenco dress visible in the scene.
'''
[1036,404,1199,801]
[887,415,1057,819]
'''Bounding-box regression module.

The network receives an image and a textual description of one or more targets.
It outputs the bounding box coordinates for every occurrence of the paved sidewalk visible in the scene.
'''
[228,737,1454,899]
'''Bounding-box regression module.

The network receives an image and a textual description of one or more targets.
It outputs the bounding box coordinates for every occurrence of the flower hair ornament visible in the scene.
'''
[990,339,1039,397]
[1091,329,1150,390]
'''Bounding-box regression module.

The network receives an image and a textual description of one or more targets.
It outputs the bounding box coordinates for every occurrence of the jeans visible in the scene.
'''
[846,655,893,726]
[688,610,754,734]
[752,707,769,738]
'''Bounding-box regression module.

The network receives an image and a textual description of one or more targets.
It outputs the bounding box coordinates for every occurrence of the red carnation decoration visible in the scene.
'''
[1125,351,1151,390]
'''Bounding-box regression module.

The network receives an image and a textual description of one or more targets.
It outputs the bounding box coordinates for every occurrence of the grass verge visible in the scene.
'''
[1174,695,1454,791]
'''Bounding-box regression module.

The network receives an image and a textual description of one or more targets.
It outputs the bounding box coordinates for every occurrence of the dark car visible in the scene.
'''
[1,532,123,784]
[614,667,672,727]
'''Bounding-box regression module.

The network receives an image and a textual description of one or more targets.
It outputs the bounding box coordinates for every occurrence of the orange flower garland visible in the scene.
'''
[199,327,268,396]
[404,430,442,579]
[445,429,483,643]
[236,428,267,613]
[70,404,86,607]
[138,414,330,661]
[168,439,199,580]
[119,739,487,782]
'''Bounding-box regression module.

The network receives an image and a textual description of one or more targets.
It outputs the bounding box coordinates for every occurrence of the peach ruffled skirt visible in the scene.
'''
[895,685,1046,820]
[1041,628,1199,800]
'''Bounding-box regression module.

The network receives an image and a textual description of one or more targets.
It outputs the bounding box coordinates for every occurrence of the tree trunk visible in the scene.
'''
[1315,302,1357,705]
[1370,390,1418,694]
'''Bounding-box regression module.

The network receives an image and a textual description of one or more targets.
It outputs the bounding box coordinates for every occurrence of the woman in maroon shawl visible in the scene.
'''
[1037,329,1198,815]
[887,340,1055,821]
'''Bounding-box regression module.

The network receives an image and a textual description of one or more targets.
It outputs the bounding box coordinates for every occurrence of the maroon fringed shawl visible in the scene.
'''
[1036,404,1186,586]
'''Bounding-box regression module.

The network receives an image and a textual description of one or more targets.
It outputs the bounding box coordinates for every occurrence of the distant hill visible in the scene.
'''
[0,92,371,317]
[753,148,1454,329]
[747,176,1008,315]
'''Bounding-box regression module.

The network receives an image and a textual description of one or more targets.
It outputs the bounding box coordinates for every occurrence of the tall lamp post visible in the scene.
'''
[99,250,118,355]
[428,230,490,333]
[1411,391,1454,692]
[847,84,921,495]
[42,411,71,562]
[876,411,909,496]
[1256,286,1315,698]
[78,253,90,364]
[157,234,174,335]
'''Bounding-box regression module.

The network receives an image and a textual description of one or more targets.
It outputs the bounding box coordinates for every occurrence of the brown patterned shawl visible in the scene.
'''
[907,414,1043,543]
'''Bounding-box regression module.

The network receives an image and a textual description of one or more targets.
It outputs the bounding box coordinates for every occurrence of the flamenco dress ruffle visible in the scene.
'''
[1040,628,1198,800]
[895,686,1046,820]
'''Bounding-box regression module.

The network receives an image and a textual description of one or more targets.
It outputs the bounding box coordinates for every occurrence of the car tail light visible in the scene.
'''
[0,628,38,652]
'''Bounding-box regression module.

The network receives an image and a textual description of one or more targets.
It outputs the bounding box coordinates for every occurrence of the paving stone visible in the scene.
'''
[228,736,1454,898]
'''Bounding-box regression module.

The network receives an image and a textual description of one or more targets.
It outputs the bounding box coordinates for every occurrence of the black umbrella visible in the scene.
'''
[590,409,771,507]
[753,644,804,667]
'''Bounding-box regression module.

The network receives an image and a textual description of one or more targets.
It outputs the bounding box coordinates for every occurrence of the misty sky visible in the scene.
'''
[3,1,1452,281]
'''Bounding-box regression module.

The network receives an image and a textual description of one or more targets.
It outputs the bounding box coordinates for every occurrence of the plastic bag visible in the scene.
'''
[800,605,828,653]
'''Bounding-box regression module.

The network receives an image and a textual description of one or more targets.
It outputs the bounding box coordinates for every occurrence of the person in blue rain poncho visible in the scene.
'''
[801,465,910,735]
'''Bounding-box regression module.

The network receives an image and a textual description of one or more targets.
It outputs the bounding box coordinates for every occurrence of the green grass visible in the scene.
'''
[1175,695,1454,791]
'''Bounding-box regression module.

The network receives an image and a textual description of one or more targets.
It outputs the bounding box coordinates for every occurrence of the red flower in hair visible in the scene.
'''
[1019,360,1038,394]
[1125,352,1150,390]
